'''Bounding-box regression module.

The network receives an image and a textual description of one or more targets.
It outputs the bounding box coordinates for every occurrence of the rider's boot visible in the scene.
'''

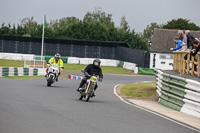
[92,85,98,97]
[91,92,96,97]
[76,87,80,92]
[77,79,86,92]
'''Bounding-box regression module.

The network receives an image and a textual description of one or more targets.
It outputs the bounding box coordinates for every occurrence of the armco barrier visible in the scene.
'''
[0,67,46,77]
[156,70,200,118]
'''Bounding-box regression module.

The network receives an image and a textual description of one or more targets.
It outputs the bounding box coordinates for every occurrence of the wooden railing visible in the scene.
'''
[173,51,200,77]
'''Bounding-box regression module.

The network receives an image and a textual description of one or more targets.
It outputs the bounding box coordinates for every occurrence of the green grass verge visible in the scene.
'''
[0,59,24,67]
[63,64,130,75]
[120,82,157,99]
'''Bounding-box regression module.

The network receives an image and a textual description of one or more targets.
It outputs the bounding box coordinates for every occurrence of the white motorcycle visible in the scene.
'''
[46,64,59,86]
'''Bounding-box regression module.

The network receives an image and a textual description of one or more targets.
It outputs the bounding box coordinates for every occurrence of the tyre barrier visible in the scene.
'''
[156,70,200,118]
[0,67,46,77]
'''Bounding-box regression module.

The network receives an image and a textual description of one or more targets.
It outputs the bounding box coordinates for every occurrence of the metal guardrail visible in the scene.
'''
[173,51,200,77]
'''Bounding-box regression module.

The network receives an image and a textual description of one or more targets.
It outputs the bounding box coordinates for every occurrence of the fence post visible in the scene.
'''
[198,53,200,77]
[182,52,186,74]
[178,52,181,73]
[187,53,190,74]
[173,52,176,71]
[191,55,194,75]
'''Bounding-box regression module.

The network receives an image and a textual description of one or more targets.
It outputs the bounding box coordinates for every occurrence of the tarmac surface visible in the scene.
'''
[0,74,199,133]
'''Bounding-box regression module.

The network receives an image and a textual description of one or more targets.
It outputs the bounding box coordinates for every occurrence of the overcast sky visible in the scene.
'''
[0,0,199,32]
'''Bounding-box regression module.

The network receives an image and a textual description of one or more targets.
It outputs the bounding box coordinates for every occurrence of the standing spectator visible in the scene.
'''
[185,30,195,49]
[190,40,200,56]
[177,30,183,41]
[170,37,183,51]
[181,30,187,50]
[190,40,200,71]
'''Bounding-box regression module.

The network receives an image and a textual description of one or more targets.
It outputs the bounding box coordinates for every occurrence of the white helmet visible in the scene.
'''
[55,53,61,59]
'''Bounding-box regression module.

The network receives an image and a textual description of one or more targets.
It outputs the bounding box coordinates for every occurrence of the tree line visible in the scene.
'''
[143,18,200,42]
[0,8,200,52]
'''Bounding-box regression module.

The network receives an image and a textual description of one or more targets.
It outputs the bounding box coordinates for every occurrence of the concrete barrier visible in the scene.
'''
[79,58,94,65]
[123,62,136,70]
[67,57,80,64]
[156,69,200,118]
[0,53,34,61]
[0,67,46,77]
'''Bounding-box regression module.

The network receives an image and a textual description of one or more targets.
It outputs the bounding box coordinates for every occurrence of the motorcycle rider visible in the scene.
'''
[46,53,64,81]
[77,59,103,95]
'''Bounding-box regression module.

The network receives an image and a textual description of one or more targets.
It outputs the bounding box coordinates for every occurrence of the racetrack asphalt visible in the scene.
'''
[0,74,199,133]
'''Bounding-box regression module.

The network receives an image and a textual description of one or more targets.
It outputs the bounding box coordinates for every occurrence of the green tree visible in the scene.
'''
[20,17,38,36]
[83,7,114,28]
[143,22,160,42]
[162,18,200,30]
[0,8,151,51]
[16,24,25,36]
[120,16,130,32]
[0,23,10,35]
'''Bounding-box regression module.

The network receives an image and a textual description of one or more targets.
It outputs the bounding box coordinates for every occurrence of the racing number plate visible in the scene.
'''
[91,77,97,82]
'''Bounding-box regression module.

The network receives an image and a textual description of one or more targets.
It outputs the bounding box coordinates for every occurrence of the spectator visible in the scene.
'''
[185,30,195,49]
[170,37,183,51]
[180,30,187,50]
[177,30,183,41]
[190,40,200,56]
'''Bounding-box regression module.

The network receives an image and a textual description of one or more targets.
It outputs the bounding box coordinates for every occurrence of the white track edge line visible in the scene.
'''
[113,84,200,133]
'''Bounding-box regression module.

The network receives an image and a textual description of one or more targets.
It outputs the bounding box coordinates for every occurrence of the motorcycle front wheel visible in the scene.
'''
[85,93,91,102]
[47,75,53,87]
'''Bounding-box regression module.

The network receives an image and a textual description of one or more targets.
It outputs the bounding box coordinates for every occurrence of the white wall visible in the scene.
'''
[0,53,34,61]
[150,53,173,70]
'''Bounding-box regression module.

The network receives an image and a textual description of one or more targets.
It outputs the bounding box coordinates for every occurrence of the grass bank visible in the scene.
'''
[119,82,158,100]
[63,63,131,75]
[0,59,24,67]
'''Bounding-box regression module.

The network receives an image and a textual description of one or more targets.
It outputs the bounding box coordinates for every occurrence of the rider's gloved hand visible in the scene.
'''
[84,72,90,77]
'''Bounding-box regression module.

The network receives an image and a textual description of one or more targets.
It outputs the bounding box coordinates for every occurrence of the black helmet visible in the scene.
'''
[93,58,101,67]
[55,53,61,59]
